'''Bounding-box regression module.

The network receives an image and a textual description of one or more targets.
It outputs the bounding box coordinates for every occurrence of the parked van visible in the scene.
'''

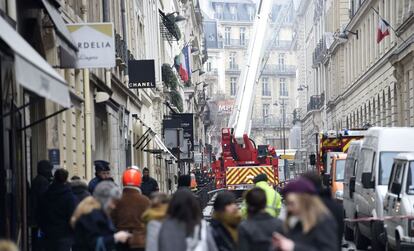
[353,127,414,250]
[384,153,414,250]
[329,153,347,201]
[343,140,363,241]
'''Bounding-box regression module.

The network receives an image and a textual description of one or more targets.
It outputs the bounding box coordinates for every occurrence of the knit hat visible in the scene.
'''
[94,160,110,172]
[253,173,268,184]
[214,191,236,212]
[281,178,317,196]
[177,175,191,188]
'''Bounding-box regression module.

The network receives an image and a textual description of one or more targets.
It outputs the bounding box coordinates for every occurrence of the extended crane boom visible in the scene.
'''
[228,0,274,144]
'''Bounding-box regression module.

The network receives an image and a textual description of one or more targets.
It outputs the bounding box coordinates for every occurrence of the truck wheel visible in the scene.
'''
[371,221,385,251]
[354,223,369,249]
[344,224,354,241]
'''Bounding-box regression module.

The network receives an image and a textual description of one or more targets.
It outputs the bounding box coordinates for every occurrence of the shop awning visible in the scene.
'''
[153,135,178,161]
[0,15,71,108]
[42,0,78,68]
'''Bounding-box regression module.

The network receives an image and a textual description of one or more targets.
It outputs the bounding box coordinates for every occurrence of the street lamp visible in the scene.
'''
[297,84,308,91]
[192,69,205,75]
[274,98,288,181]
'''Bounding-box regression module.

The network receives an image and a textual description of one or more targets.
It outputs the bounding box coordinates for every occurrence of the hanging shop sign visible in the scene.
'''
[67,22,115,68]
[128,60,156,88]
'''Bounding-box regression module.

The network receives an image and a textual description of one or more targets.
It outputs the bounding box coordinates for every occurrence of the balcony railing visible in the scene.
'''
[262,64,296,75]
[313,37,327,66]
[224,39,248,47]
[226,65,240,74]
[272,40,292,50]
[307,93,325,112]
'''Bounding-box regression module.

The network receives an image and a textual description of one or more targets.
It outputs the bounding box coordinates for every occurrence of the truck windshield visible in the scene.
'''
[335,159,345,182]
[407,162,414,195]
[379,152,402,185]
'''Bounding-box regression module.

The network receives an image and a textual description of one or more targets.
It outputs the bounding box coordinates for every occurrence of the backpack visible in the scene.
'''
[186,220,208,251]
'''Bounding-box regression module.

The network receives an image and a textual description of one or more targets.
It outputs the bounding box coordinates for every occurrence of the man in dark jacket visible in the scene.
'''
[39,168,77,251]
[301,172,344,250]
[210,191,241,251]
[88,160,112,193]
[140,167,159,197]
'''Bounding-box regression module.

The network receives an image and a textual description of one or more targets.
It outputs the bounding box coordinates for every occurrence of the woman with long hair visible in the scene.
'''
[238,188,283,251]
[158,189,217,251]
[272,178,339,251]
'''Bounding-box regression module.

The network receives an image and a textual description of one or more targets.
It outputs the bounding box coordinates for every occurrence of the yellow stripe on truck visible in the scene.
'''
[226,166,274,185]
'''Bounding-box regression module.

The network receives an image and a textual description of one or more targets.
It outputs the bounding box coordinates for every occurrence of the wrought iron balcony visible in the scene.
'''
[251,116,292,129]
[272,40,292,50]
[226,65,240,74]
[159,10,181,41]
[262,64,296,75]
[312,37,327,66]
[224,39,249,47]
[307,93,325,112]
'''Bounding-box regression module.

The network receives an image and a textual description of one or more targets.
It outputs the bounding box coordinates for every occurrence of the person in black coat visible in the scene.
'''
[29,160,53,250]
[272,178,338,251]
[301,172,344,250]
[71,181,131,251]
[70,176,91,203]
[210,191,242,251]
[88,160,112,194]
[141,167,159,197]
[39,168,77,251]
[238,188,283,251]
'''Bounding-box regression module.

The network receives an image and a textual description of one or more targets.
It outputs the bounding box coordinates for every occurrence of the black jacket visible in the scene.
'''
[72,198,116,251]
[320,190,344,250]
[30,173,51,225]
[71,180,91,203]
[39,182,77,239]
[286,215,339,251]
[141,177,159,197]
[210,219,237,251]
[238,212,283,251]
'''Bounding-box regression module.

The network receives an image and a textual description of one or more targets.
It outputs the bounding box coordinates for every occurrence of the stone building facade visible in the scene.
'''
[0,0,206,248]
[294,0,414,170]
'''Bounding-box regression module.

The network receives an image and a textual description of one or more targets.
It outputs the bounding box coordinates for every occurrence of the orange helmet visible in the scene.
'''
[122,168,142,187]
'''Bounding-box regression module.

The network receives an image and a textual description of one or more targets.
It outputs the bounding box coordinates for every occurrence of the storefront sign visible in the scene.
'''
[128,60,156,88]
[67,23,115,68]
[217,99,234,114]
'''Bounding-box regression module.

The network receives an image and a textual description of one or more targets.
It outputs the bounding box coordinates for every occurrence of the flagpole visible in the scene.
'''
[371,7,407,43]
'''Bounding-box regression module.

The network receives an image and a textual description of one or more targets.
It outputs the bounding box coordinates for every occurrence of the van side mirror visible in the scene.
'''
[391,183,402,196]
[362,172,374,189]
[349,176,356,198]
[323,173,331,187]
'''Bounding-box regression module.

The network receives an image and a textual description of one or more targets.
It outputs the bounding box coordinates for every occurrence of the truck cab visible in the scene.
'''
[384,153,414,250]
[329,153,347,201]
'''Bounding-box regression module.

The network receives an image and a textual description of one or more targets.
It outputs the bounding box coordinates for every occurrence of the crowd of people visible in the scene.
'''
[0,159,345,251]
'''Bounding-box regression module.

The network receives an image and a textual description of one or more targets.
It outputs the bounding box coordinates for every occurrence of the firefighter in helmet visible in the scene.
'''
[111,167,150,251]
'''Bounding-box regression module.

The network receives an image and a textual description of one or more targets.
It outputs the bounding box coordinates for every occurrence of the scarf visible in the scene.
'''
[141,204,168,224]
[212,211,242,242]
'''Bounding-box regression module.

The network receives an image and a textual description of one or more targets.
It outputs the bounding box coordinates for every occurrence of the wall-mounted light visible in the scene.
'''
[95,92,110,103]
[297,85,309,91]
[337,29,358,40]
[166,12,186,22]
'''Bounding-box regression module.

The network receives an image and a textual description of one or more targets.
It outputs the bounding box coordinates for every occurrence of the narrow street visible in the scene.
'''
[1,0,414,250]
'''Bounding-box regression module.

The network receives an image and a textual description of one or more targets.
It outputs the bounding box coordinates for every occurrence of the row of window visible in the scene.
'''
[224,27,246,46]
[230,77,288,96]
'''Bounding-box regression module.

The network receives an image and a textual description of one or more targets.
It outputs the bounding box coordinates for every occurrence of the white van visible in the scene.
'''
[343,140,363,241]
[353,127,414,250]
[384,153,414,250]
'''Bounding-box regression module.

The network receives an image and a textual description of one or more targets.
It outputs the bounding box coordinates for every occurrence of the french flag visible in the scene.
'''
[177,46,191,82]
[377,18,390,43]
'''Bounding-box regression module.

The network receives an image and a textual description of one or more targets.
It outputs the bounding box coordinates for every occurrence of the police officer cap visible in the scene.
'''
[253,173,268,184]
[94,160,110,172]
